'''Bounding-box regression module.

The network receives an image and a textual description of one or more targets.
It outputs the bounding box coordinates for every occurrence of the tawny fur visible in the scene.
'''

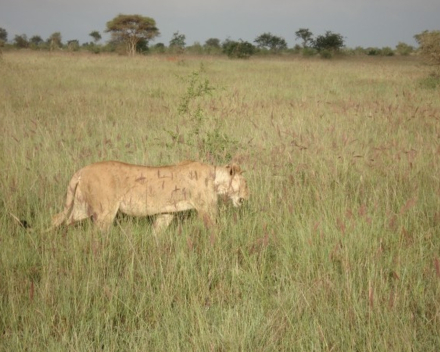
[51,160,249,233]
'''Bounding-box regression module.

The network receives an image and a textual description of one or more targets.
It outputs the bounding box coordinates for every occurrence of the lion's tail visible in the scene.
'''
[50,172,81,230]
[8,173,81,233]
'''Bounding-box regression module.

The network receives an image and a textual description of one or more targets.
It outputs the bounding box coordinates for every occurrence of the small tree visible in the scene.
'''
[204,38,221,54]
[204,38,220,49]
[415,30,440,69]
[151,43,165,54]
[169,31,186,53]
[187,42,203,55]
[30,35,43,46]
[254,32,287,52]
[14,34,29,48]
[89,30,101,43]
[67,40,80,51]
[295,28,313,48]
[0,27,7,42]
[105,14,159,56]
[48,32,62,51]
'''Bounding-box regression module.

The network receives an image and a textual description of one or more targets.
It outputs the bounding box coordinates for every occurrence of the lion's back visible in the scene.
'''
[147,161,217,206]
[76,160,216,216]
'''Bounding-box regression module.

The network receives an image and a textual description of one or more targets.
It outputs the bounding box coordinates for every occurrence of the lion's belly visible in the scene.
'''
[118,190,195,216]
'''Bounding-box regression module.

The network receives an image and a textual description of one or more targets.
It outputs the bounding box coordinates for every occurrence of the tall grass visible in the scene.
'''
[1,52,439,351]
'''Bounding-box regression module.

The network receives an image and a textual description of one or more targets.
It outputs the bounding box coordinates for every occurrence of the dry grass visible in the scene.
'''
[1,51,439,351]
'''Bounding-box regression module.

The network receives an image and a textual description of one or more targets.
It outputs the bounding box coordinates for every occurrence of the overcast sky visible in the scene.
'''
[1,0,439,48]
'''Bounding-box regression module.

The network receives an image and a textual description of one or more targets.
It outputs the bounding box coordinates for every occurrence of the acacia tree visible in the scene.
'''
[105,14,159,56]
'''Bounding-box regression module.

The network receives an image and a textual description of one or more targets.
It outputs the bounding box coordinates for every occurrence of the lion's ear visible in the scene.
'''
[227,164,241,176]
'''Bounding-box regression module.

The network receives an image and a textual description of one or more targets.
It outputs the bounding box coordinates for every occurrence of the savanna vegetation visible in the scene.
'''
[3,18,435,60]
[1,51,440,351]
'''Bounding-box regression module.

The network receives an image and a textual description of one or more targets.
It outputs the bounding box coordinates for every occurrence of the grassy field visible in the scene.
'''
[1,51,440,351]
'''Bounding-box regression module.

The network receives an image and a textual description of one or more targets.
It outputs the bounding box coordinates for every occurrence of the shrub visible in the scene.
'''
[395,42,414,56]
[302,47,317,57]
[353,47,367,55]
[186,42,204,55]
[381,47,395,56]
[366,47,381,56]
[166,64,238,163]
[151,43,166,54]
[67,40,80,52]
[419,72,440,89]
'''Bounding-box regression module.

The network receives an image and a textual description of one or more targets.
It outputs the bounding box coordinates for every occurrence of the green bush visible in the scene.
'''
[319,49,333,59]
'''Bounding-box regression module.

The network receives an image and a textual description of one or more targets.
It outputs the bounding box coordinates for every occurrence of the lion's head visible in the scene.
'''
[216,164,249,207]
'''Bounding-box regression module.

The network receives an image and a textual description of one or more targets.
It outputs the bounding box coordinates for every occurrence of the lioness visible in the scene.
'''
[51,160,249,233]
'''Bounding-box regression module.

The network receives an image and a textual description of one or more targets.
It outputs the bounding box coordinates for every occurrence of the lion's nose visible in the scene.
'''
[239,198,245,204]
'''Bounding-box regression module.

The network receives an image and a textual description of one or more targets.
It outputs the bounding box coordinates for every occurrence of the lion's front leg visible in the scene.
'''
[198,212,215,228]
[197,200,218,229]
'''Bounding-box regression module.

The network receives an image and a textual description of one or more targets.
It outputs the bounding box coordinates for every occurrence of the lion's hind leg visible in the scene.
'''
[91,205,120,233]
[153,214,174,235]
[49,199,90,231]
[50,171,86,231]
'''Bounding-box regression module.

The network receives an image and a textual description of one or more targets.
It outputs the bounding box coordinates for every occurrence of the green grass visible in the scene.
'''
[1,51,440,351]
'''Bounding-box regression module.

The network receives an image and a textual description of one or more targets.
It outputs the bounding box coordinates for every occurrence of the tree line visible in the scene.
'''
[0,14,438,63]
